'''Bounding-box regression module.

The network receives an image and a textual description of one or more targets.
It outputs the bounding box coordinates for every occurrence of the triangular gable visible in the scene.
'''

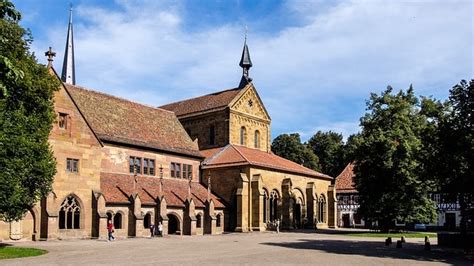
[49,67,103,147]
[229,83,271,121]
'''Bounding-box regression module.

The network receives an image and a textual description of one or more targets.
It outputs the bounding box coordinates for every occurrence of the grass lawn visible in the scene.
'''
[345,232,437,238]
[0,246,47,260]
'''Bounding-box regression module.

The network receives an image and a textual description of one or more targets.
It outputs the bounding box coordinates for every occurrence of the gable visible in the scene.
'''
[229,84,270,121]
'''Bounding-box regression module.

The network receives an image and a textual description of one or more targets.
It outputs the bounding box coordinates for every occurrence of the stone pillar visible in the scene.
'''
[184,199,197,235]
[43,192,59,240]
[94,191,108,240]
[205,200,216,234]
[235,173,249,232]
[327,185,337,228]
[132,194,145,237]
[281,178,293,229]
[158,196,169,236]
[251,175,264,231]
[306,183,317,228]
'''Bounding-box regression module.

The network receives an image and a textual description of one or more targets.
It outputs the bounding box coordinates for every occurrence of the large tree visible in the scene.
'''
[438,80,474,233]
[308,131,345,177]
[271,133,321,171]
[353,86,437,232]
[0,0,59,221]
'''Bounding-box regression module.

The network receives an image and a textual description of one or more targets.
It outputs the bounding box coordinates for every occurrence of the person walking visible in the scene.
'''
[276,219,280,234]
[158,222,163,237]
[149,223,155,238]
[107,220,115,241]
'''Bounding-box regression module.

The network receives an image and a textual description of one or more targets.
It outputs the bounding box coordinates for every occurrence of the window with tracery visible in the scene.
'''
[270,190,279,221]
[59,195,81,229]
[318,195,326,223]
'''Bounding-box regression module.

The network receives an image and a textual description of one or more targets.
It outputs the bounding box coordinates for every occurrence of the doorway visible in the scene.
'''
[445,213,456,231]
[342,214,350,228]
[167,214,180,235]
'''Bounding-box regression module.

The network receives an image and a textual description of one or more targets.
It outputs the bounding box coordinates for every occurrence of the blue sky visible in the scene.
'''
[14,0,473,141]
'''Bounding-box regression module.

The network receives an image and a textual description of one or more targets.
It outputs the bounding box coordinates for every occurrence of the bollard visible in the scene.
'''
[424,240,431,251]
[396,240,403,248]
[401,236,406,243]
[424,236,429,243]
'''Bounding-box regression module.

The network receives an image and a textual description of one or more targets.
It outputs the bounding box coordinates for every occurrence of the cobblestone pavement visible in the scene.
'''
[1,231,472,265]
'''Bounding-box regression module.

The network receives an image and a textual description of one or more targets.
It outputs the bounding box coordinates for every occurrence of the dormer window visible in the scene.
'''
[59,113,68,129]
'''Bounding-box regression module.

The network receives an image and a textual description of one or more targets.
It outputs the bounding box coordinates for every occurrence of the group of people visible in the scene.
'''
[149,222,164,238]
[106,220,164,241]
[267,219,280,233]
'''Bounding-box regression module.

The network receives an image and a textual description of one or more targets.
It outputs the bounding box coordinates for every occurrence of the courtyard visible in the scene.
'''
[1,230,471,265]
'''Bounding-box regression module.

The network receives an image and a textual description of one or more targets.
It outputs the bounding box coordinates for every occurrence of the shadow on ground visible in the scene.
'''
[261,238,472,265]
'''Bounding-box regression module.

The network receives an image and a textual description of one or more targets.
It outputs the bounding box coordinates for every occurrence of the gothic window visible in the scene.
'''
[196,213,202,228]
[114,212,123,229]
[240,126,247,146]
[209,125,216,145]
[66,158,79,173]
[318,195,326,223]
[58,113,68,129]
[59,195,81,229]
[254,130,260,149]
[269,190,279,221]
[216,213,222,227]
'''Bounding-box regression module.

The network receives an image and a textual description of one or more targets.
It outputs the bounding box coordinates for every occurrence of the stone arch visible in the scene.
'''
[291,187,306,205]
[196,212,203,228]
[318,194,327,223]
[269,189,280,221]
[143,212,153,229]
[58,194,83,229]
[167,212,182,235]
[114,211,124,229]
[216,213,222,227]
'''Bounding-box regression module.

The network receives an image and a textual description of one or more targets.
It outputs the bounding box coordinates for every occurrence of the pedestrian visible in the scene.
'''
[107,220,115,241]
[276,219,280,234]
[149,223,155,238]
[158,222,163,237]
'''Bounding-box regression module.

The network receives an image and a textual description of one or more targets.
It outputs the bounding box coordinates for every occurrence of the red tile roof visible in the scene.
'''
[100,173,225,208]
[335,163,357,193]
[159,88,242,117]
[202,145,332,179]
[65,84,202,158]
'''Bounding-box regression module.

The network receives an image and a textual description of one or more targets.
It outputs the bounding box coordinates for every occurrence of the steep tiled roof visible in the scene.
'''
[65,84,202,158]
[335,163,357,193]
[100,173,225,208]
[160,88,242,117]
[202,145,332,179]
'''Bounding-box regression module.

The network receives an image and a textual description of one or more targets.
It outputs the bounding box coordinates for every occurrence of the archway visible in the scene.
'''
[293,198,302,229]
[167,213,180,235]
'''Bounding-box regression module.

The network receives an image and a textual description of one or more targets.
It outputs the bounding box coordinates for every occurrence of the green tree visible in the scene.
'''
[438,80,474,233]
[0,0,59,221]
[271,133,321,171]
[344,133,362,164]
[353,85,437,232]
[308,131,345,177]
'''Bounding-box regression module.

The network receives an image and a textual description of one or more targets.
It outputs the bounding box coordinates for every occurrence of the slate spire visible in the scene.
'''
[61,5,76,85]
[238,31,253,88]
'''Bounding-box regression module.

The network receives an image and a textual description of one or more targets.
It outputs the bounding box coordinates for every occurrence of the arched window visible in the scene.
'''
[216,213,222,227]
[318,195,326,223]
[263,190,269,223]
[240,127,247,146]
[254,130,260,148]
[114,212,123,229]
[270,190,279,221]
[59,195,81,229]
[196,213,202,228]
[209,125,215,145]
[144,213,152,229]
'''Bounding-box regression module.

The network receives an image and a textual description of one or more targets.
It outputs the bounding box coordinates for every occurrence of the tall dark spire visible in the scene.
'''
[61,5,76,85]
[238,31,252,88]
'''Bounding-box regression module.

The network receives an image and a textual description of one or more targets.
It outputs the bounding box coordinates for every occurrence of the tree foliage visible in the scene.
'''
[308,131,345,177]
[271,133,321,171]
[0,0,59,221]
[353,85,437,231]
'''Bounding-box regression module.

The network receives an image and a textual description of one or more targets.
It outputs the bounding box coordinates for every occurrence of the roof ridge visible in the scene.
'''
[203,146,229,164]
[160,87,241,107]
[65,83,175,115]
[231,144,251,163]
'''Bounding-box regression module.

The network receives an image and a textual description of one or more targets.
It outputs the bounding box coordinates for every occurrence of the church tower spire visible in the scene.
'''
[61,5,76,85]
[238,31,252,88]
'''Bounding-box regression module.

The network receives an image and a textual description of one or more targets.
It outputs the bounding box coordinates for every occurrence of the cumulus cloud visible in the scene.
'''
[31,0,473,139]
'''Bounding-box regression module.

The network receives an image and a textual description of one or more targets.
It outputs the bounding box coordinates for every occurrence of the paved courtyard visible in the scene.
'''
[1,230,471,265]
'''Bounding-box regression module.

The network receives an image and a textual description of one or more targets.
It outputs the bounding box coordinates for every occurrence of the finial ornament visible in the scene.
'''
[45,47,56,67]
[239,28,252,88]
[207,171,212,200]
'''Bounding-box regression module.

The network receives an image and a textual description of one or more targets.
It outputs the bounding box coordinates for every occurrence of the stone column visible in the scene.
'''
[132,194,145,237]
[205,200,216,234]
[44,192,59,240]
[94,192,108,240]
[251,175,264,231]
[235,173,249,232]
[327,185,337,228]
[306,183,317,228]
[184,199,197,235]
[158,196,169,236]
[281,178,293,229]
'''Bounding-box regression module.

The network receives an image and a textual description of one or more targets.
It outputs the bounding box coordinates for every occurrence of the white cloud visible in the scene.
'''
[31,0,473,139]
